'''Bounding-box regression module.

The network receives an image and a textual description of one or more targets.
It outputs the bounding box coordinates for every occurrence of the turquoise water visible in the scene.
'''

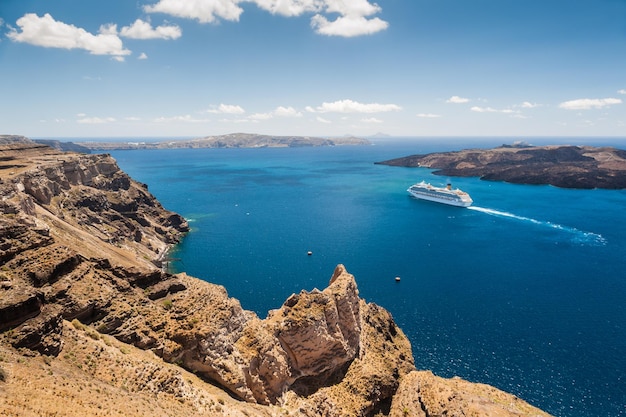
[110,138,626,417]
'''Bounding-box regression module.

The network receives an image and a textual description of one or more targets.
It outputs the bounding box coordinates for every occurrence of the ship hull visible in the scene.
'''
[407,183,473,207]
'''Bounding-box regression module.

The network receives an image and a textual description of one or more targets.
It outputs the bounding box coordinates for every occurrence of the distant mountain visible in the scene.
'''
[33,139,92,153]
[72,133,371,151]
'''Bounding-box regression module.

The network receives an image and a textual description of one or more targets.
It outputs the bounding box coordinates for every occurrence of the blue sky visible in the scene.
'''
[1,0,625,138]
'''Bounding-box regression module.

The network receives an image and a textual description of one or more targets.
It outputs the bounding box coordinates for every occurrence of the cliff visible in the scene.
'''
[0,137,551,416]
[377,144,626,189]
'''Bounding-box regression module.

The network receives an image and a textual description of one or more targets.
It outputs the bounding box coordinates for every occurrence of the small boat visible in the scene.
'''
[407,181,473,207]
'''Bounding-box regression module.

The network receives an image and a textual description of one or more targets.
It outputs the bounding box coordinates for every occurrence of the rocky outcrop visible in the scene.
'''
[377,144,626,189]
[0,137,551,417]
[389,371,551,417]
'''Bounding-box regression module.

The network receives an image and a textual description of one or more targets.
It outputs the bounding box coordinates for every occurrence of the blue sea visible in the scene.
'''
[108,137,626,417]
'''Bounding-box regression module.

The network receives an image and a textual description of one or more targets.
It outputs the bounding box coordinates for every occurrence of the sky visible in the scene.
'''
[0,0,625,139]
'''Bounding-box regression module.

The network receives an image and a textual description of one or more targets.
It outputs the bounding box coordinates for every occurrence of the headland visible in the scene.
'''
[377,143,626,189]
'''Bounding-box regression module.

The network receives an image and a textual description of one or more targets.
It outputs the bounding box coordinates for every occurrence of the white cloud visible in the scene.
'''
[316,116,332,124]
[521,101,539,108]
[446,96,470,104]
[125,116,141,121]
[471,106,497,113]
[220,117,252,123]
[144,0,388,37]
[77,116,116,124]
[311,14,388,37]
[144,0,244,23]
[471,106,518,114]
[306,99,402,113]
[247,106,302,120]
[361,117,383,123]
[153,115,208,123]
[326,0,382,16]
[119,19,182,40]
[138,52,148,59]
[252,0,321,17]
[249,112,273,120]
[273,106,302,117]
[618,89,626,95]
[206,103,246,114]
[7,13,131,59]
[416,113,442,118]
[558,98,622,110]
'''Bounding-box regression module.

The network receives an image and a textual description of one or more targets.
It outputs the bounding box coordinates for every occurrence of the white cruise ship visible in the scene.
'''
[407,181,473,207]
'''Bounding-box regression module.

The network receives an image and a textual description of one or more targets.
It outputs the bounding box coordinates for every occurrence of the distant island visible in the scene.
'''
[38,133,371,152]
[377,144,626,189]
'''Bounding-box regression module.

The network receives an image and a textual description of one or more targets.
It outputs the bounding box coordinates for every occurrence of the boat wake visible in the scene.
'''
[468,206,607,246]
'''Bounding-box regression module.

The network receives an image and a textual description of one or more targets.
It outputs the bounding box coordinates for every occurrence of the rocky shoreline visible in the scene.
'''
[377,144,626,189]
[0,136,551,416]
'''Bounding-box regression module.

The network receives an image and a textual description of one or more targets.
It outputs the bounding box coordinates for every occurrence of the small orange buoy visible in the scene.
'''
[395,276,401,282]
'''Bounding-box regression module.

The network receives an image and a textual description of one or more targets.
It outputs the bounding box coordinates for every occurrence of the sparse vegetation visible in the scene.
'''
[85,328,101,341]
[71,319,85,331]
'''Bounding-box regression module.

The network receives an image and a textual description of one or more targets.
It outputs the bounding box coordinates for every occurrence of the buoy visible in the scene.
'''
[395,276,401,282]
[307,251,313,256]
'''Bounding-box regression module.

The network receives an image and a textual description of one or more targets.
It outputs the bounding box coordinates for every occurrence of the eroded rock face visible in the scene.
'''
[0,140,189,355]
[389,371,552,417]
[231,265,365,404]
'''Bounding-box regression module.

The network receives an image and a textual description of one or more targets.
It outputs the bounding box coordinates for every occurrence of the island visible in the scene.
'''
[0,135,551,417]
[37,132,371,152]
[376,144,626,189]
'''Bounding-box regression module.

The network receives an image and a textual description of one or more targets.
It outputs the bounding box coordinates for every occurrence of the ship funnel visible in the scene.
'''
[446,183,452,190]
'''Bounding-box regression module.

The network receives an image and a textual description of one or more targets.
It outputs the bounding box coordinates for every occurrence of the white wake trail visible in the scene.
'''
[468,206,606,246]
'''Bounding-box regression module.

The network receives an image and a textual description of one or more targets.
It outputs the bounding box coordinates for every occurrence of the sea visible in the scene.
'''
[103,137,626,417]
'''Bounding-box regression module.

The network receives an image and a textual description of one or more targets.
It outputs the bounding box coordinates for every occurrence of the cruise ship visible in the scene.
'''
[407,181,473,207]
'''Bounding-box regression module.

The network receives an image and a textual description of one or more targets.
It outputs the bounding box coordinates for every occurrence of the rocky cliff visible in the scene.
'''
[0,137,551,416]
[377,144,626,189]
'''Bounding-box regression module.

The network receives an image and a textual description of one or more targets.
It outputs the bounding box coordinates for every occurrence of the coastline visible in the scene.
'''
[377,144,626,189]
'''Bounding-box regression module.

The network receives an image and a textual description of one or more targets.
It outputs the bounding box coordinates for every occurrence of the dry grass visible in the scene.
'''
[0,321,273,417]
